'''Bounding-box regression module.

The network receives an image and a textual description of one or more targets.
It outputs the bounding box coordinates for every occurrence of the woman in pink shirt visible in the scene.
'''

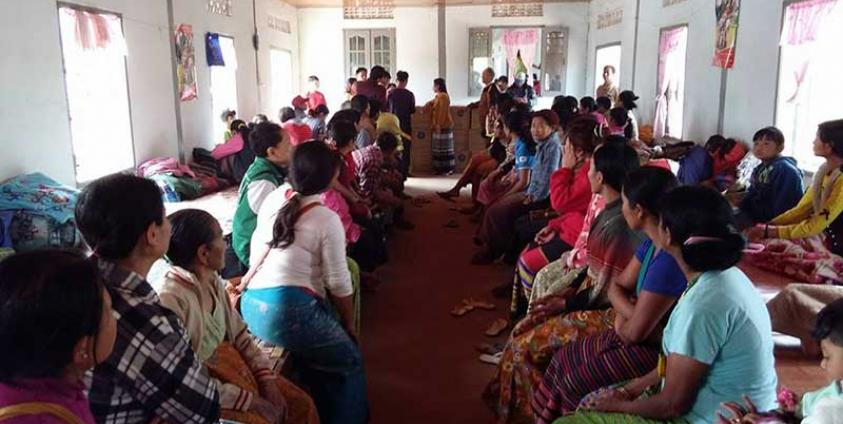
[0,250,117,423]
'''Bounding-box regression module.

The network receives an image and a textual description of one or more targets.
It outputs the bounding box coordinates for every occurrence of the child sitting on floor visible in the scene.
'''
[717,297,843,423]
[736,126,804,229]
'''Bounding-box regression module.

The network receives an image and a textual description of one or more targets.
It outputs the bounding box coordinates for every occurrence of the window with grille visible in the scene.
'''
[343,29,396,77]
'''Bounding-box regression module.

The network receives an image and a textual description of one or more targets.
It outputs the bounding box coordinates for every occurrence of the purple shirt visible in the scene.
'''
[0,378,96,423]
[387,88,416,133]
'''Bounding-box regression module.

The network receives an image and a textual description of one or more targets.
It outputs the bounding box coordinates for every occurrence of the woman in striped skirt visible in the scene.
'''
[425,78,455,174]
[532,167,686,424]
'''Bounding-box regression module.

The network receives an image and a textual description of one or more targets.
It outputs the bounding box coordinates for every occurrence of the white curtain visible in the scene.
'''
[654,27,688,139]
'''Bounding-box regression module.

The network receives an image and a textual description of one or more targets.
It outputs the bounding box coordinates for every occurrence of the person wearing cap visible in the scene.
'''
[507,73,536,110]
[618,90,640,141]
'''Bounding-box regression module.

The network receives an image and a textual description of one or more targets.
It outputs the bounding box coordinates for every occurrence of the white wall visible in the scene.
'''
[585,0,787,144]
[0,0,177,185]
[297,7,439,111]
[0,0,300,186]
[256,0,302,119]
[444,3,591,104]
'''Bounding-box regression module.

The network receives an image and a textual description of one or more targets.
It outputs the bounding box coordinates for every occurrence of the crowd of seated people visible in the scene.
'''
[0,65,426,424]
[452,74,843,422]
[2,58,843,424]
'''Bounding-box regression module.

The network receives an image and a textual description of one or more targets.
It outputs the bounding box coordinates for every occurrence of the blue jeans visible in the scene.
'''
[241,286,369,424]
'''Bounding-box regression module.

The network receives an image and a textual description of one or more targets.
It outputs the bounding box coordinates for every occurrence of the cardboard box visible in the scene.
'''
[455,149,471,172]
[469,131,489,153]
[411,106,430,129]
[469,108,484,130]
[453,128,470,154]
[410,127,432,174]
[451,106,470,130]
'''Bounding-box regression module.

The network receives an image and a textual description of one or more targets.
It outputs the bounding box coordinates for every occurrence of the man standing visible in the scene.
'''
[596,65,619,105]
[306,75,326,112]
[355,67,368,81]
[387,70,416,177]
[469,67,497,137]
[352,66,389,109]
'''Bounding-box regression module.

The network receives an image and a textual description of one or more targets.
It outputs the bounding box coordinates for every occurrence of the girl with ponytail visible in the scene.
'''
[239,141,370,424]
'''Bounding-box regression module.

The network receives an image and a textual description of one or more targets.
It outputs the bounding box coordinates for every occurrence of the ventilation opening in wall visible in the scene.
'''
[211,35,238,144]
[270,48,293,120]
[58,5,134,184]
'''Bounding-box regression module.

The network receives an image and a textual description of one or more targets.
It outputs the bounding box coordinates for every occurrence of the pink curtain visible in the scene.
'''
[502,29,539,78]
[780,0,838,102]
[654,27,687,138]
[65,8,125,53]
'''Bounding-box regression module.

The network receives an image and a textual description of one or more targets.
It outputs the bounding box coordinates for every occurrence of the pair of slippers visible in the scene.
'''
[451,298,496,316]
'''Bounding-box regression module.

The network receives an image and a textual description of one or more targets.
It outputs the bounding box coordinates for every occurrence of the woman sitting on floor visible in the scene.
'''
[473,110,562,265]
[0,250,116,424]
[511,116,598,301]
[483,143,642,424]
[746,119,843,285]
[474,111,535,212]
[532,167,684,423]
[159,209,319,424]
[555,186,778,424]
[240,141,368,424]
[437,117,510,205]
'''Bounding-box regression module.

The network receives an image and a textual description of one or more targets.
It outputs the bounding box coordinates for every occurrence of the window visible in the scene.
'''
[654,25,688,139]
[210,35,238,143]
[467,26,568,98]
[58,5,134,184]
[594,43,621,95]
[776,0,843,172]
[270,48,293,121]
[343,29,396,77]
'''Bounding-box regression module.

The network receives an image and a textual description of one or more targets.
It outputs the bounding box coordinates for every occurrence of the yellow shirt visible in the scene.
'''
[772,172,843,240]
[425,92,453,131]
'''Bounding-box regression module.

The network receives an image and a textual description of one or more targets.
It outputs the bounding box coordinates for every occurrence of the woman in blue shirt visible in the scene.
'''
[533,167,685,423]
[553,186,777,424]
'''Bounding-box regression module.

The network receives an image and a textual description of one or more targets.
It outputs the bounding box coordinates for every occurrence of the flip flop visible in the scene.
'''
[451,299,475,317]
[468,298,496,310]
[479,351,504,365]
[485,318,509,337]
[475,342,504,354]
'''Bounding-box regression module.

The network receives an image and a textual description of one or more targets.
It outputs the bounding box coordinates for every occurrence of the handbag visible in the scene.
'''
[226,202,321,311]
[0,402,85,424]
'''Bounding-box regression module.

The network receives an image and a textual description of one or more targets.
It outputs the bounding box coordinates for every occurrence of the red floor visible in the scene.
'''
[361,176,826,423]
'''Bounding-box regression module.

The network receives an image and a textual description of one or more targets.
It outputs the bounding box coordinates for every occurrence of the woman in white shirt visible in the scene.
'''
[240,140,369,424]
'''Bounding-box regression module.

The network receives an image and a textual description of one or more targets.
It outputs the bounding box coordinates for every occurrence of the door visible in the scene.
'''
[270,48,293,120]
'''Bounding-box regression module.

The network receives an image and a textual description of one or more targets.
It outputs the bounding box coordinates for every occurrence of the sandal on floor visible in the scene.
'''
[451,299,475,317]
[479,351,504,365]
[468,298,496,310]
[475,342,504,355]
[485,318,509,337]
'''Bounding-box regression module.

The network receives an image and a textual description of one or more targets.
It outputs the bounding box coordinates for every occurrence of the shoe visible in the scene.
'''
[479,351,503,365]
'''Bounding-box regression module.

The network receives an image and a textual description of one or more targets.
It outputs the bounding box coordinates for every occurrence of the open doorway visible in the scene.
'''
[58,5,134,184]
[210,35,238,143]
[270,48,293,121]
[594,43,621,97]
[654,25,688,139]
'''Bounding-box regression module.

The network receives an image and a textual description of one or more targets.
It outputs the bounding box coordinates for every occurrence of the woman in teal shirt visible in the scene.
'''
[554,186,778,424]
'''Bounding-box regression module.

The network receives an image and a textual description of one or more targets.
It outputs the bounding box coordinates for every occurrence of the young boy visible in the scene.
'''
[719,298,843,423]
[306,75,326,112]
[230,122,292,274]
[75,174,220,423]
[737,126,804,228]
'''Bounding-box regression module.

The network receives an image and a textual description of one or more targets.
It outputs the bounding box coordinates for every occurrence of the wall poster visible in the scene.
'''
[713,0,741,69]
[175,24,198,102]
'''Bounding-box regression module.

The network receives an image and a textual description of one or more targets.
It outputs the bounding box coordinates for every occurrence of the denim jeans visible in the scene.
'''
[241,286,369,424]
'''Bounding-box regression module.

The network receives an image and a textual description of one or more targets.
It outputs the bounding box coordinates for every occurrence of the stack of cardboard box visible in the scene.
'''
[409,105,489,175]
